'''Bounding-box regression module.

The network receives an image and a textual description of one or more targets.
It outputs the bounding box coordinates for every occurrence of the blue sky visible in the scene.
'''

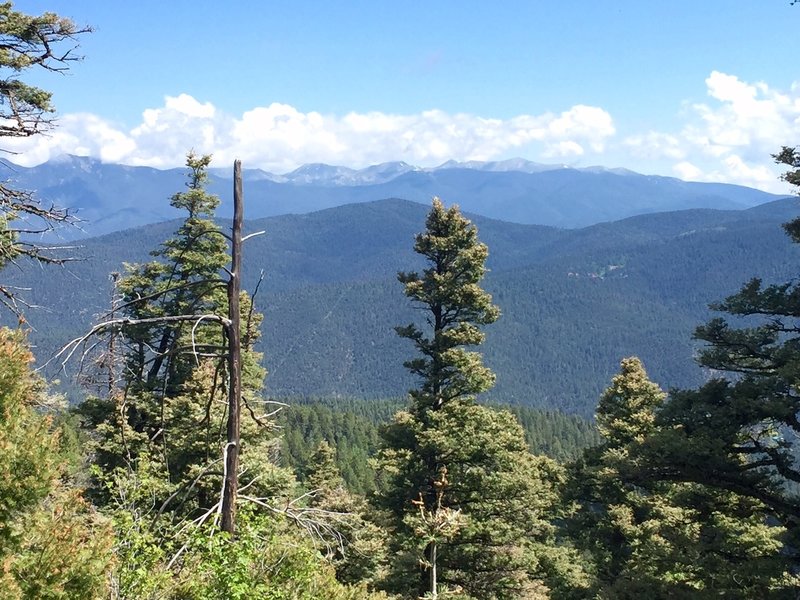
[12,1,800,192]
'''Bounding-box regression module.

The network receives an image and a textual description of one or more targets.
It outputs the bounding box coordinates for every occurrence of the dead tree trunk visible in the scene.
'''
[221,159,243,535]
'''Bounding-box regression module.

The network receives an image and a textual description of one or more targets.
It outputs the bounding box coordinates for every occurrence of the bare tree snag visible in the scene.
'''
[221,159,243,535]
[58,159,258,536]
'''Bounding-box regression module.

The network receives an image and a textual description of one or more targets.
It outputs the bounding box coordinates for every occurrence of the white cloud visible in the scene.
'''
[675,72,800,190]
[618,71,800,192]
[672,154,780,191]
[0,96,616,174]
[672,161,704,181]
[623,132,685,160]
[4,73,799,194]
[542,140,584,158]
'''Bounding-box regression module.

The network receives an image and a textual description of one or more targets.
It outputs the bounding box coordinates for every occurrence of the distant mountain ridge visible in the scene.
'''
[3,196,798,416]
[0,154,789,239]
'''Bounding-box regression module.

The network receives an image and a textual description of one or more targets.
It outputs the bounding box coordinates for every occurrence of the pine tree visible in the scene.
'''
[568,358,797,598]
[120,152,230,399]
[376,198,576,599]
[78,153,273,520]
[395,197,499,417]
[74,155,379,597]
[304,441,386,586]
[0,4,91,312]
[616,149,800,541]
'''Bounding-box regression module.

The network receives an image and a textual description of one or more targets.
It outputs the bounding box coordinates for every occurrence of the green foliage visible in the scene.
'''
[78,153,275,521]
[396,197,500,414]
[596,356,664,446]
[74,154,391,599]
[304,441,388,586]
[97,450,387,599]
[377,402,585,598]
[279,398,600,496]
[0,328,112,599]
[0,3,90,310]
[118,151,231,400]
[279,400,386,494]
[110,503,386,599]
[378,199,583,598]
[0,3,87,123]
[568,357,798,598]
[618,187,800,540]
[506,404,601,462]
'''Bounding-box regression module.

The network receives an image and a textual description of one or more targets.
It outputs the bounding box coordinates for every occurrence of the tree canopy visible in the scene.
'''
[0,3,91,313]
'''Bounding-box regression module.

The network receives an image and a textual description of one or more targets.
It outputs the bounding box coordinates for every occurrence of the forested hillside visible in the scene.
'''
[5,196,797,416]
[278,399,601,494]
[4,153,786,238]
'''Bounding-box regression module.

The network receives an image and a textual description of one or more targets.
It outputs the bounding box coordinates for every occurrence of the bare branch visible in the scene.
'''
[51,313,232,372]
[242,230,266,242]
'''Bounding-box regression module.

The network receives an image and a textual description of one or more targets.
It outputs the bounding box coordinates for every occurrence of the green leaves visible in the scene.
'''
[0,5,90,313]
[596,357,665,446]
[0,328,113,599]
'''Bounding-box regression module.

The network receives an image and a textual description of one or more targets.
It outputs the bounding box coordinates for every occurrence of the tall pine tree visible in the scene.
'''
[568,358,796,598]
[615,149,800,548]
[376,198,579,599]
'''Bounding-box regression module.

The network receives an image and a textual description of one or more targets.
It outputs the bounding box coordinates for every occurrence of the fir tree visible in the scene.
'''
[304,441,387,586]
[615,149,800,545]
[568,358,798,598]
[376,198,577,599]
[0,4,91,313]
[77,153,273,520]
[395,197,500,416]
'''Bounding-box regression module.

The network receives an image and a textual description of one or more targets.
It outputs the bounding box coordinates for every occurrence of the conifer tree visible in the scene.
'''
[0,4,91,312]
[74,155,377,597]
[0,328,112,599]
[304,441,386,586]
[78,153,273,521]
[568,358,797,598]
[376,198,578,599]
[395,197,500,416]
[618,148,800,541]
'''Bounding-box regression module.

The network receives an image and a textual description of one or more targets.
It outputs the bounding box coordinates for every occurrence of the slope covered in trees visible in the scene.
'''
[2,153,787,238]
[3,196,798,416]
[279,399,599,494]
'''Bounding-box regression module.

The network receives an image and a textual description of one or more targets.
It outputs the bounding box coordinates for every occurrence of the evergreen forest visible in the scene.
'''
[4,5,800,600]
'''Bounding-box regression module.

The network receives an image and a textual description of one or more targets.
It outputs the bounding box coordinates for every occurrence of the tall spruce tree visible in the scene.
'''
[395,197,500,417]
[376,198,580,599]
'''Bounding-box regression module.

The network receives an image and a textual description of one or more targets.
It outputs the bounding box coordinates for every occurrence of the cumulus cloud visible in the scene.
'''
[622,71,800,192]
[623,132,685,161]
[673,155,779,191]
[5,72,799,193]
[1,96,616,174]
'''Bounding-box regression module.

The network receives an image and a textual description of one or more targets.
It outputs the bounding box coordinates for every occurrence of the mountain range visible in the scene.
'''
[3,194,798,417]
[1,155,788,239]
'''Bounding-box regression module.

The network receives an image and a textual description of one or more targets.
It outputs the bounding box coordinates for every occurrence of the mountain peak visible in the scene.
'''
[432,158,568,173]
